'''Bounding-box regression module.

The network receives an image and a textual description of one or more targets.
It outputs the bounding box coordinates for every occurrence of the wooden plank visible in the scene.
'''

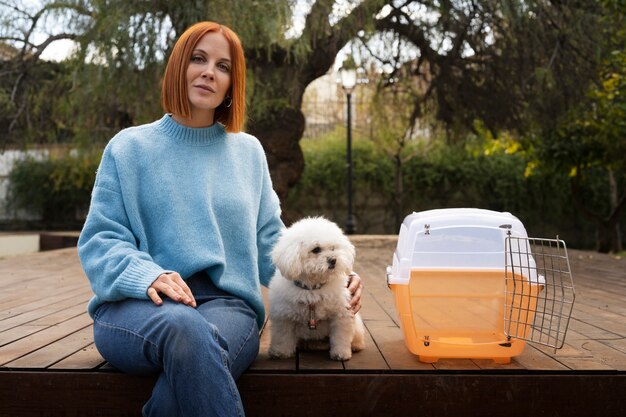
[0,325,49,348]
[343,325,389,371]
[39,232,79,251]
[0,371,153,417]
[0,273,86,320]
[532,329,626,371]
[358,289,391,322]
[513,344,570,370]
[240,373,626,417]
[297,349,345,371]
[364,321,434,370]
[363,288,399,326]
[0,289,90,332]
[5,371,623,417]
[433,358,481,370]
[0,269,81,294]
[571,284,626,312]
[473,357,526,370]
[603,338,626,356]
[568,317,624,340]
[0,286,88,318]
[0,313,92,365]
[6,326,94,368]
[49,343,106,370]
[0,239,624,377]
[0,249,83,290]
[353,270,401,325]
[27,301,90,327]
[0,303,91,347]
[248,319,295,372]
[0,238,625,416]
[570,303,626,336]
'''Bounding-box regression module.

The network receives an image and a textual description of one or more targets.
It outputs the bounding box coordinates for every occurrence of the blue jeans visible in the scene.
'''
[93,273,259,417]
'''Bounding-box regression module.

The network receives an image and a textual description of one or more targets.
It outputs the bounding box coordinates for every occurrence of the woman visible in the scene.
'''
[78,21,362,417]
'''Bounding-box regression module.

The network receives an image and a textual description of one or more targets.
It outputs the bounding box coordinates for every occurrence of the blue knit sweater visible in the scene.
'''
[78,114,283,327]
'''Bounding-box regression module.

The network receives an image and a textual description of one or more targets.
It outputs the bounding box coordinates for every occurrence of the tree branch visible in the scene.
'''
[375,7,437,65]
[31,33,78,61]
[296,0,387,83]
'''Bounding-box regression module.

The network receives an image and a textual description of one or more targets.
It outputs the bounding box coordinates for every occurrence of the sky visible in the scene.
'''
[29,0,311,62]
[39,38,76,61]
[24,0,416,73]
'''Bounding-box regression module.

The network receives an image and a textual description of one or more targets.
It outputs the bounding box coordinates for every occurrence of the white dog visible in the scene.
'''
[268,217,366,361]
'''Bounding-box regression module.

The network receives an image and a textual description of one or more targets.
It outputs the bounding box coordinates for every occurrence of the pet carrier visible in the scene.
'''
[387,208,575,364]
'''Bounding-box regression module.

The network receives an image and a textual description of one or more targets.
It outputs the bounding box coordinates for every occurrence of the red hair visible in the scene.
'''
[161,22,246,132]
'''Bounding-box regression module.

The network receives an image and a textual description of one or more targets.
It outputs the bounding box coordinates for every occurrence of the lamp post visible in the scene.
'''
[340,66,357,235]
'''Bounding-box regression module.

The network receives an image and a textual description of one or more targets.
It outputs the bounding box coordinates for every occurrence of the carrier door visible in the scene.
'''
[503,236,576,350]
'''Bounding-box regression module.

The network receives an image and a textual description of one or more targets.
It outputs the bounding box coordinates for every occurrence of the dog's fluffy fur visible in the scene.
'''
[268,217,365,361]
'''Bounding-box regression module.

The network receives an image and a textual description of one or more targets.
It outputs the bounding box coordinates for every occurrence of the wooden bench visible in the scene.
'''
[1,236,625,416]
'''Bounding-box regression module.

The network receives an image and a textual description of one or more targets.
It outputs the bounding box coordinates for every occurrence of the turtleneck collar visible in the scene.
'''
[157,114,227,146]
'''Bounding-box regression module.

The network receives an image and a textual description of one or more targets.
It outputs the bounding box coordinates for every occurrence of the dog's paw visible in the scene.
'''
[351,343,365,352]
[351,336,366,352]
[329,347,352,361]
[268,348,295,359]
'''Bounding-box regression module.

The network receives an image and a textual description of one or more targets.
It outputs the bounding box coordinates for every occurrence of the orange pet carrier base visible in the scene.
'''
[387,208,575,364]
[390,269,543,364]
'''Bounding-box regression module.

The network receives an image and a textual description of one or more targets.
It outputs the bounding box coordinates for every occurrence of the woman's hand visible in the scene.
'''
[347,272,364,314]
[148,272,197,307]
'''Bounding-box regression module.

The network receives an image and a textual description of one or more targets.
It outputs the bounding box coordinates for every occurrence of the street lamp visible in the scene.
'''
[340,66,357,234]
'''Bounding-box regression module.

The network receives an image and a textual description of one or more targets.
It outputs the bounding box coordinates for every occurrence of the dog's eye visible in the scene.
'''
[311,246,322,254]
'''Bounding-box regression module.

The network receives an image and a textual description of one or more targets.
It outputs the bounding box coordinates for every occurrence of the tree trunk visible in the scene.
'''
[247,107,306,199]
[596,220,622,254]
[393,154,403,231]
[570,171,625,254]
[243,0,386,198]
[607,169,623,253]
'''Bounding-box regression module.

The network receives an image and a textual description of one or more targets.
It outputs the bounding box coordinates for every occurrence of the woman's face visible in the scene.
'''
[185,31,232,124]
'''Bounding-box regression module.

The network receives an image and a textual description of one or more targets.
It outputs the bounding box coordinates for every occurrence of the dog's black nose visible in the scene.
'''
[327,258,336,269]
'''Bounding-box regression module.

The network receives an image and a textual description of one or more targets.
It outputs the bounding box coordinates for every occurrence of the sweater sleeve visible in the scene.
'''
[78,144,168,303]
[256,152,284,288]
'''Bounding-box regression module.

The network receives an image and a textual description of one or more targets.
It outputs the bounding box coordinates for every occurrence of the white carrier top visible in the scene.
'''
[387,208,541,285]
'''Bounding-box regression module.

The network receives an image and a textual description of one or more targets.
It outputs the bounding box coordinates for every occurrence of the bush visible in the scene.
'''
[6,150,100,227]
[283,129,395,231]
[283,133,610,249]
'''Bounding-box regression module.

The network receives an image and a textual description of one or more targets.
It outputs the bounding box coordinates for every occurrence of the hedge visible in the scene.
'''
[4,138,620,249]
[5,150,100,227]
[283,134,607,249]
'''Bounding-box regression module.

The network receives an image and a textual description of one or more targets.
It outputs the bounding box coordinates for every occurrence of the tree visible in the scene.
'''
[517,0,626,254]
[361,1,622,251]
[1,0,388,198]
[367,61,424,230]
[245,0,387,197]
[542,50,626,253]
[0,0,615,203]
[0,0,81,147]
[365,1,605,137]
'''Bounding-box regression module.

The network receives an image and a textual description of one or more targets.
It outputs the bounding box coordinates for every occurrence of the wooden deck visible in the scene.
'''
[1,235,625,416]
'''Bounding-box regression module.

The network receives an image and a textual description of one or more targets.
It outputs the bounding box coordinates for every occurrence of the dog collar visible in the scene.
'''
[293,280,325,290]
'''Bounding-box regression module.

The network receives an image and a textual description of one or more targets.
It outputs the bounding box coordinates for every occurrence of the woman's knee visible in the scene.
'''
[94,300,221,366]
[150,302,225,349]
[93,301,164,374]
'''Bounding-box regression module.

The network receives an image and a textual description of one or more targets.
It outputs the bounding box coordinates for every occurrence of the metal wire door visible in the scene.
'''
[504,236,576,349]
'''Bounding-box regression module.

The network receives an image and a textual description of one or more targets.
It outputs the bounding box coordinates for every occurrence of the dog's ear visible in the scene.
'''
[271,235,303,280]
